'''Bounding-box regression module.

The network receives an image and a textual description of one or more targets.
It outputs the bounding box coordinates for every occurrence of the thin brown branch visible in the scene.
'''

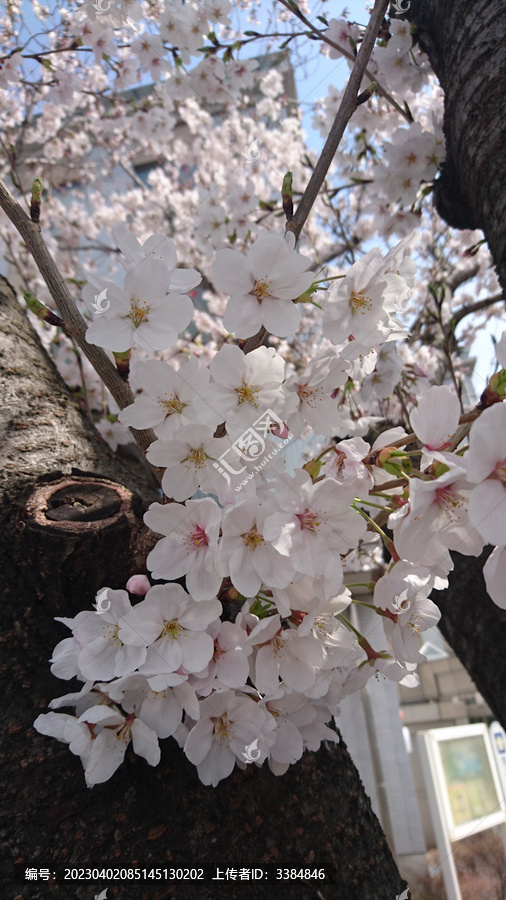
[284,0,391,243]
[277,0,412,123]
[0,177,157,460]
[452,293,504,327]
[447,262,480,292]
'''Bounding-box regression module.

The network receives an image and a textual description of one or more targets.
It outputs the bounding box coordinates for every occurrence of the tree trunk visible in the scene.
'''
[433,549,506,728]
[408,0,506,294]
[0,276,407,899]
[404,0,506,728]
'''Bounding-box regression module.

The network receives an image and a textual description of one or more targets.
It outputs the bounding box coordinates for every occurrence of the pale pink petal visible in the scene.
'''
[484,546,506,609]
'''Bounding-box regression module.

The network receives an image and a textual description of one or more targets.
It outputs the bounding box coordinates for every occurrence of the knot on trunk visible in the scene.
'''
[25,476,137,533]
[45,484,122,522]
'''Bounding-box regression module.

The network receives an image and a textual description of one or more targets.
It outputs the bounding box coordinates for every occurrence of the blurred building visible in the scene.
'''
[338,587,494,886]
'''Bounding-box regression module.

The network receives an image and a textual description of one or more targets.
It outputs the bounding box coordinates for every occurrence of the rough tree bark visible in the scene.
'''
[405,0,506,729]
[433,549,506,727]
[408,0,506,291]
[0,275,407,899]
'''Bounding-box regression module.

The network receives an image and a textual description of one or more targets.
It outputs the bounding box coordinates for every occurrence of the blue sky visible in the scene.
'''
[230,1,371,151]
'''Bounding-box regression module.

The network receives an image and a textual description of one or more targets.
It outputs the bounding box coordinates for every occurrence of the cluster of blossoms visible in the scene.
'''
[312,18,445,239]
[83,226,200,353]
[34,223,506,787]
[3,2,503,791]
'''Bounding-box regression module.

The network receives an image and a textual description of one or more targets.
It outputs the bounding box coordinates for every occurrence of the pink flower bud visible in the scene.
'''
[126,574,151,595]
[270,420,290,439]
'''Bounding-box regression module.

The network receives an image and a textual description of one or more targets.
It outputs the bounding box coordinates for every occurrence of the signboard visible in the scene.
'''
[418,723,506,900]
[490,721,506,799]
[421,723,506,841]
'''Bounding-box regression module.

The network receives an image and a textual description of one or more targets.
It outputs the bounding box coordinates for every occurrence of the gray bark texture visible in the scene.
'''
[432,548,506,726]
[405,0,506,728]
[408,0,506,292]
[0,274,407,899]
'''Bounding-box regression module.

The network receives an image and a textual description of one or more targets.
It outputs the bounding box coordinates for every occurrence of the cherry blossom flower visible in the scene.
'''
[296,701,341,752]
[34,711,93,763]
[204,0,233,25]
[390,463,484,564]
[135,681,199,740]
[184,690,274,786]
[325,436,373,490]
[190,620,252,694]
[146,425,231,501]
[54,589,148,682]
[325,18,360,57]
[96,417,131,451]
[284,349,349,437]
[209,344,289,431]
[0,51,23,87]
[104,673,200,740]
[118,358,222,440]
[119,584,221,684]
[298,607,363,669]
[466,403,506,545]
[246,614,326,694]
[263,692,340,775]
[79,706,160,787]
[216,499,295,596]
[212,231,314,338]
[113,226,201,294]
[373,561,434,614]
[131,33,172,80]
[270,577,351,619]
[483,545,506,609]
[143,498,222,600]
[262,469,367,582]
[385,594,441,665]
[85,259,194,353]
[322,238,416,353]
[83,23,116,64]
[322,248,389,348]
[410,385,461,453]
[343,656,419,693]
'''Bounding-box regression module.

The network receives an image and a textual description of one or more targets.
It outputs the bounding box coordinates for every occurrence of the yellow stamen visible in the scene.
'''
[161,619,183,640]
[128,298,151,327]
[242,527,265,550]
[349,290,373,313]
[182,447,207,470]
[252,277,272,303]
[235,380,260,407]
[158,393,184,415]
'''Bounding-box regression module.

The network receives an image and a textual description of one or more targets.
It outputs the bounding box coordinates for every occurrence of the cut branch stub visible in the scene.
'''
[20,476,157,608]
[25,476,137,533]
[45,484,122,522]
